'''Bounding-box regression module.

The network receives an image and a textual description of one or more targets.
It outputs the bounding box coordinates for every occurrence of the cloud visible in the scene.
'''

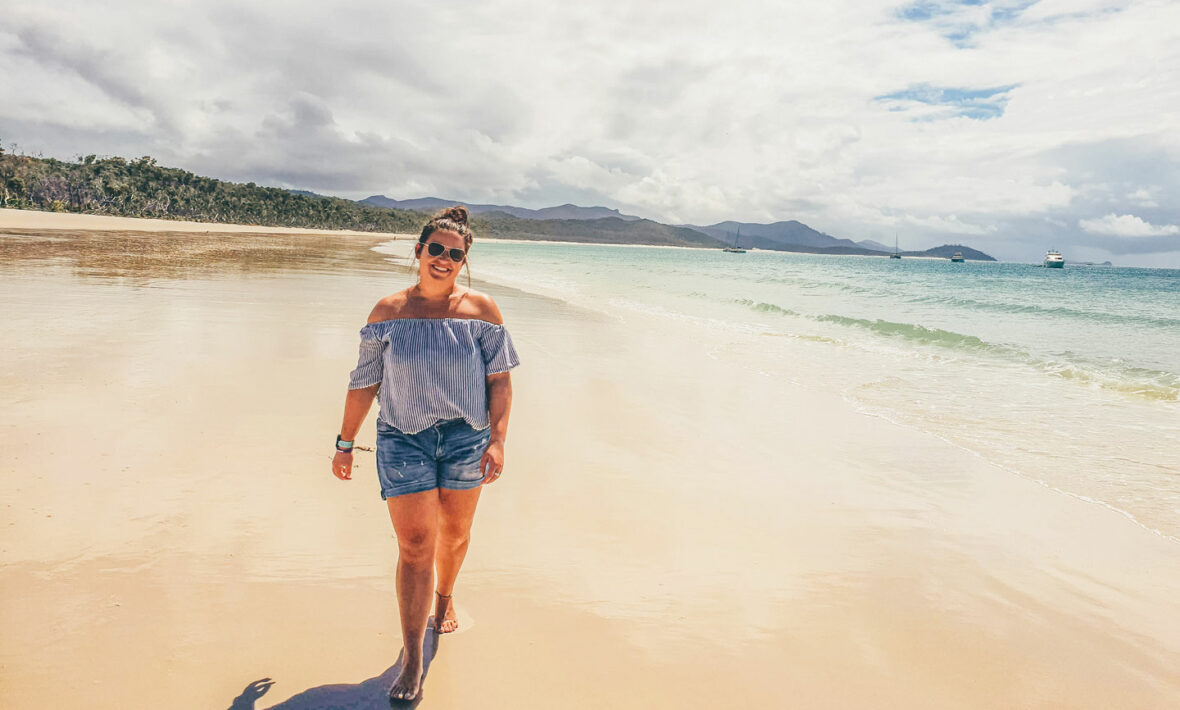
[895,0,1042,45]
[901,213,997,235]
[1127,187,1159,207]
[12,24,160,119]
[875,83,1019,120]
[1078,214,1180,237]
[0,0,1178,264]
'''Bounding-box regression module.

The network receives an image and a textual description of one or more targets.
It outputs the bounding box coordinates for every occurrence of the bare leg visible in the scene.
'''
[386,489,441,701]
[433,486,482,633]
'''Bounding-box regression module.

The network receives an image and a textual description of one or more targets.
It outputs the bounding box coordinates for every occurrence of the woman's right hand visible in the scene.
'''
[332,450,354,480]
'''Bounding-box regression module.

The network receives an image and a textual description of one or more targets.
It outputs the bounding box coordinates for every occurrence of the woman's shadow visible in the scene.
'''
[228,628,440,710]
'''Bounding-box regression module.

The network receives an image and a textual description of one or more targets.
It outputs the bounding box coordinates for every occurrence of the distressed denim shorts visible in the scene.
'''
[375,418,491,499]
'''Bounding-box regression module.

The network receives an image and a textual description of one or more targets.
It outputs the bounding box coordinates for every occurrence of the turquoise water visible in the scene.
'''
[464,242,1180,540]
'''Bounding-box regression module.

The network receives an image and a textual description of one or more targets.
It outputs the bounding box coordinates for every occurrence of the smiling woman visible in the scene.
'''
[330,205,520,703]
[413,205,477,286]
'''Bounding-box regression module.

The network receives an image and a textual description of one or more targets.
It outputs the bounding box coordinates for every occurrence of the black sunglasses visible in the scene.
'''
[422,241,466,263]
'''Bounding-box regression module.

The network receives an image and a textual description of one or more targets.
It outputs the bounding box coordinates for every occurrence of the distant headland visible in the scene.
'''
[0,148,995,260]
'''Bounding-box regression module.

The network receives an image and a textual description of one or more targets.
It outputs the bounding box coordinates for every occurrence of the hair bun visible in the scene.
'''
[419,204,475,248]
[439,205,469,226]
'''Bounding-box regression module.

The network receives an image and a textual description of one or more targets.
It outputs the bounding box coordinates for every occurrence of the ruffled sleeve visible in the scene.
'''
[479,323,520,375]
[348,323,385,389]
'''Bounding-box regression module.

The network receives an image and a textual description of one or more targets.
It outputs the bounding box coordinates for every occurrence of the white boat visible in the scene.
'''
[950,251,965,263]
[889,234,901,259]
[1044,250,1064,268]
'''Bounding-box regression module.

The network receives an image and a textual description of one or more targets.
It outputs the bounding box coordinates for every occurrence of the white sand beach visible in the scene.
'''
[0,206,415,237]
[1,210,1178,709]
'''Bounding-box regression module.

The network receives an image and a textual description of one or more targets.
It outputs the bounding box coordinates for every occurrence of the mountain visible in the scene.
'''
[687,220,860,250]
[918,244,996,261]
[686,221,996,260]
[857,239,894,252]
[760,244,899,256]
[475,215,1000,257]
[531,203,640,220]
[361,195,640,221]
[362,196,471,212]
[753,243,996,259]
[358,196,995,258]
[472,212,725,248]
[0,149,996,257]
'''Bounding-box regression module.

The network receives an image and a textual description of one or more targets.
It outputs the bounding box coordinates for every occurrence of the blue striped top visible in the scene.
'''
[348,318,520,434]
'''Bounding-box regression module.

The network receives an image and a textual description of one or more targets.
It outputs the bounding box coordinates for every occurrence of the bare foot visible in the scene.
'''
[389,658,422,703]
[434,591,458,633]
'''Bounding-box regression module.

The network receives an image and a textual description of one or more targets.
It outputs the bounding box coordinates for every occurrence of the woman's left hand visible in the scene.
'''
[480,439,505,484]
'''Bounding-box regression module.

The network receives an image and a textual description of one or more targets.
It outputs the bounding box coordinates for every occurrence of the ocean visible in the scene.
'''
[459,241,1180,542]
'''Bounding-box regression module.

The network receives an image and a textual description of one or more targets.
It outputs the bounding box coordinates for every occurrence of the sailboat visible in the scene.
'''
[889,234,901,259]
[723,225,746,253]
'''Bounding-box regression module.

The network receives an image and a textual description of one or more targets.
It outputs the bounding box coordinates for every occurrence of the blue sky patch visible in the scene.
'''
[876,83,1019,120]
[895,0,1040,45]
[898,0,986,22]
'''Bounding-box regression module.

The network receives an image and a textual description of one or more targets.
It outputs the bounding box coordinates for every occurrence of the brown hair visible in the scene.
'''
[414,205,474,286]
[418,205,474,249]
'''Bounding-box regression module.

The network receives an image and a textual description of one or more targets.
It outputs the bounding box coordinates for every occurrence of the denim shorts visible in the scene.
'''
[375,418,491,499]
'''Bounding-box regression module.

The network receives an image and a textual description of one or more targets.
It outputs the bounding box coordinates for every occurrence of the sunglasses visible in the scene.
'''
[422,241,466,263]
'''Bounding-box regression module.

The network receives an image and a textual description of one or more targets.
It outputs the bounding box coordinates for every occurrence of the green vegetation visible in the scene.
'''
[472,211,725,247]
[0,148,423,233]
[0,146,997,259]
[918,244,996,261]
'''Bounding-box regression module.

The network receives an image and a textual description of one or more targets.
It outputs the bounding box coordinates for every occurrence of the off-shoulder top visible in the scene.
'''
[348,318,520,434]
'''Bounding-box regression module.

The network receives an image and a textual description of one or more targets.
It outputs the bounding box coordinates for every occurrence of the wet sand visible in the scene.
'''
[0,207,409,236]
[1,212,1178,708]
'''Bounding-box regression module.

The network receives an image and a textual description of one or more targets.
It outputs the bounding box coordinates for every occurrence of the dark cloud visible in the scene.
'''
[11,21,179,134]
[1048,136,1179,201]
[184,95,418,191]
[1038,136,1180,254]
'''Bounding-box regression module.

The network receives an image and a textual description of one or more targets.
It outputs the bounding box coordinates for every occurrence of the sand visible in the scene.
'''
[0,206,417,237]
[1,210,1178,709]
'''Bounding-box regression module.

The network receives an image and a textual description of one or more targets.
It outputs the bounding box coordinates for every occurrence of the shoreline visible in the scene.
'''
[0,208,998,261]
[1,227,1178,708]
[480,235,715,250]
[0,206,418,239]
[842,387,1180,546]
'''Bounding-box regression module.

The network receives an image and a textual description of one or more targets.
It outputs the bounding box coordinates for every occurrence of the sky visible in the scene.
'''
[1,0,1178,265]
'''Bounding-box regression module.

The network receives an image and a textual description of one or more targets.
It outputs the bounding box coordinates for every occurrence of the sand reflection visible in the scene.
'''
[0,228,405,280]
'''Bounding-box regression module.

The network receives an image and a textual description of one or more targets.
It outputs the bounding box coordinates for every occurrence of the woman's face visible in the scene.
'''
[417,229,467,285]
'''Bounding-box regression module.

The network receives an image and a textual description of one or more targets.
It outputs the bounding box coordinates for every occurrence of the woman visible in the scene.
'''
[331,206,518,702]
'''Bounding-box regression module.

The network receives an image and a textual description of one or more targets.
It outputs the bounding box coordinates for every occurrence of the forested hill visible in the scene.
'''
[471,211,725,247]
[918,244,996,261]
[0,149,997,258]
[0,150,423,233]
